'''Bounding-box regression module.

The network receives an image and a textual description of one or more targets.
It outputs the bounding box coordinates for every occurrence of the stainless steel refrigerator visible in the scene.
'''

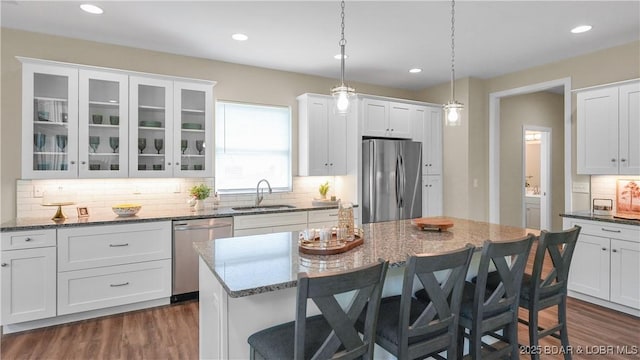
[362,139,422,223]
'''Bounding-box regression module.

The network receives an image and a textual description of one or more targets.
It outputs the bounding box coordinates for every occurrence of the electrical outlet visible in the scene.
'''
[572,182,590,193]
[33,185,45,198]
[473,178,479,188]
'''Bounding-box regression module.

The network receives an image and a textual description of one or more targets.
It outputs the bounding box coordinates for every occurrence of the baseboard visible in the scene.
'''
[568,291,640,317]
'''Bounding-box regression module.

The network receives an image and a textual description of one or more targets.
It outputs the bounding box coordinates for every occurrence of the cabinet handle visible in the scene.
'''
[110,282,130,287]
[80,161,86,165]
[601,228,621,233]
[70,161,76,165]
[1,263,7,267]
[386,129,389,132]
[391,128,394,132]
[176,162,180,166]
[167,162,171,166]
[621,158,627,162]
[109,243,129,247]
[324,163,328,166]
[612,249,618,253]
[611,158,617,162]
[24,237,32,242]
[602,248,607,251]
[329,163,333,166]
[329,214,338,217]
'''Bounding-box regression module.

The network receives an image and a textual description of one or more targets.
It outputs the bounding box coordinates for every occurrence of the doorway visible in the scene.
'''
[523,127,551,230]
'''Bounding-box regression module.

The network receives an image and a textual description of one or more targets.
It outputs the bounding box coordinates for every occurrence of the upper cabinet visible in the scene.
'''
[577,80,639,175]
[22,63,79,179]
[361,97,412,139]
[298,94,347,176]
[412,105,442,175]
[20,57,215,179]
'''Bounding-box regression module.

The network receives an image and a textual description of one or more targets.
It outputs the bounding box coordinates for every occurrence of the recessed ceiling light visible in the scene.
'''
[571,25,592,34]
[334,54,349,60]
[232,33,248,41]
[409,68,423,74]
[80,4,103,14]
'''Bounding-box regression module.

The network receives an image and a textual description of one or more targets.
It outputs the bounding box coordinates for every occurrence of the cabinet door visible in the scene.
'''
[568,234,610,300]
[305,96,330,176]
[388,102,412,139]
[424,107,443,175]
[1,247,56,324]
[129,76,174,177]
[78,70,129,178]
[577,87,619,174]
[619,82,640,175]
[22,63,79,179]
[610,239,640,309]
[525,203,541,230]
[361,98,389,137]
[328,111,348,175]
[422,175,443,217]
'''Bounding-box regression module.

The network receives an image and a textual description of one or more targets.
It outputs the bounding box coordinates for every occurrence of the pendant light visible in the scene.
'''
[443,0,463,126]
[331,0,355,115]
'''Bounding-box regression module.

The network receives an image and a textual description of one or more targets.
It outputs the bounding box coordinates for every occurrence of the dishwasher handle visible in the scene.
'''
[173,222,233,232]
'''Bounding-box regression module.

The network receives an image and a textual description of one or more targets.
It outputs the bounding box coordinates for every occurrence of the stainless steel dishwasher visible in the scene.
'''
[172,217,233,302]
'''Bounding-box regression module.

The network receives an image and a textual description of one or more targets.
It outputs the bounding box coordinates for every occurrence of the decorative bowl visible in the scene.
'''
[112,203,142,217]
[140,120,162,128]
[182,123,202,130]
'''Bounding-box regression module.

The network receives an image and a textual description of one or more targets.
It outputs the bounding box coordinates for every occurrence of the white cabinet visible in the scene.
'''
[233,212,308,237]
[565,218,640,315]
[20,57,215,179]
[525,196,541,230]
[577,81,640,174]
[422,175,443,217]
[361,97,412,139]
[413,106,443,175]
[1,229,57,325]
[297,94,347,176]
[56,222,172,315]
[21,61,79,179]
[79,69,129,177]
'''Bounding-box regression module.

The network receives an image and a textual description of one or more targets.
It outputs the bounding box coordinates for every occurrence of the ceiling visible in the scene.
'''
[2,1,639,91]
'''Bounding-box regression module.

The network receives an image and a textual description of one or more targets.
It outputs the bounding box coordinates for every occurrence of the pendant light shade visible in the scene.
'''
[331,0,355,115]
[443,0,463,126]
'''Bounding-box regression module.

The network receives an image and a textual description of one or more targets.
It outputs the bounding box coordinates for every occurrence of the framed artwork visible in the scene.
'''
[77,206,89,218]
[616,179,640,216]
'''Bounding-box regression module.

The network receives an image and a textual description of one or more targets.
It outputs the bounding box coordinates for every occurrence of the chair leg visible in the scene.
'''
[250,346,256,360]
[508,323,519,360]
[470,328,483,360]
[457,326,465,360]
[529,307,540,360]
[558,299,572,360]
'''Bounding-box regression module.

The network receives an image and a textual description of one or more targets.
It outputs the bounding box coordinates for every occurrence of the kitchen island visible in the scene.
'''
[195,217,537,359]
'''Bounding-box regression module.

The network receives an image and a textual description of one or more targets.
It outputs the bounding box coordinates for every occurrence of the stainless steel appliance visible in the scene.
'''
[172,217,233,302]
[362,139,422,223]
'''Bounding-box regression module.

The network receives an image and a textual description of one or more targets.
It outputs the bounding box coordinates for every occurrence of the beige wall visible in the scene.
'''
[419,40,640,224]
[500,92,564,230]
[0,28,416,221]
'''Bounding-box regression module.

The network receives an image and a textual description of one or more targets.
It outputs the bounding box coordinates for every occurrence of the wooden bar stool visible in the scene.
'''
[362,244,475,360]
[517,226,581,360]
[247,259,388,360]
[456,235,534,359]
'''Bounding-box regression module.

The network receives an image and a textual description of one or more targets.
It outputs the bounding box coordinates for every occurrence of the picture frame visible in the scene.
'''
[616,179,640,216]
[77,206,89,218]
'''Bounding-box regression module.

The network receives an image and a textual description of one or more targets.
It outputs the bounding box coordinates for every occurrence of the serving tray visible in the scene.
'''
[298,232,364,255]
[412,217,454,231]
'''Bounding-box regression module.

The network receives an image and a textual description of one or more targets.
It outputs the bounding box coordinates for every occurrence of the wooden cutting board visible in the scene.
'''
[412,217,454,231]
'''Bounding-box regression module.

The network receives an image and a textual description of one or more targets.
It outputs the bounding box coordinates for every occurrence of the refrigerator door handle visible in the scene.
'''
[395,155,401,208]
[399,154,405,208]
[369,141,376,221]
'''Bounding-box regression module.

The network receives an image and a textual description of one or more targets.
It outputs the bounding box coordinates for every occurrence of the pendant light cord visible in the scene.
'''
[450,0,456,101]
[339,0,346,86]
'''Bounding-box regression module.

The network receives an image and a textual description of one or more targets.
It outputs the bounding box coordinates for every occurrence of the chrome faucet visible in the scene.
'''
[255,179,272,206]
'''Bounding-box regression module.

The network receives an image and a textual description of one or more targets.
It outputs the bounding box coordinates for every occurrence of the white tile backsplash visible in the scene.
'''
[590,175,640,213]
[15,176,345,219]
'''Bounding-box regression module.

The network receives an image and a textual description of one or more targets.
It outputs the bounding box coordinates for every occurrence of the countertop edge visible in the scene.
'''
[560,212,640,227]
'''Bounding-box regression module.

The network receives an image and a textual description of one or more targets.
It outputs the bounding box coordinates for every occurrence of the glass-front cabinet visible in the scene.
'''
[78,70,128,178]
[174,81,213,178]
[129,76,174,178]
[22,63,79,179]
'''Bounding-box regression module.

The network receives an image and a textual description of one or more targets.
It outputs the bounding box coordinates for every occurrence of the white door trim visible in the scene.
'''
[489,77,572,225]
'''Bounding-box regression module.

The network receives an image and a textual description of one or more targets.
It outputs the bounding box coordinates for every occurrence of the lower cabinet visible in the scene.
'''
[565,218,640,315]
[422,175,443,217]
[233,211,308,237]
[525,196,541,229]
[1,229,57,325]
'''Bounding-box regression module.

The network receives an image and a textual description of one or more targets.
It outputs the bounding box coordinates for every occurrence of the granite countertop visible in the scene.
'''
[0,203,343,232]
[195,217,539,298]
[560,211,640,227]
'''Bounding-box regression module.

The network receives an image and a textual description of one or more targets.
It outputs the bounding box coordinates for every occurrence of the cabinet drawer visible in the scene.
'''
[57,259,171,315]
[308,209,339,224]
[1,229,56,250]
[234,212,307,230]
[57,221,171,271]
[570,220,639,242]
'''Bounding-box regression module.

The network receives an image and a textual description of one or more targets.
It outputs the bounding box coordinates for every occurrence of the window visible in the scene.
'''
[215,101,291,193]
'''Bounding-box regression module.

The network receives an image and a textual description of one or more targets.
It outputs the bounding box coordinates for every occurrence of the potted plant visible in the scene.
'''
[190,184,211,211]
[318,181,330,200]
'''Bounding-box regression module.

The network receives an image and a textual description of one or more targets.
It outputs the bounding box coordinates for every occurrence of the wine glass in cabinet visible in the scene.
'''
[78,70,129,178]
[21,62,78,179]
[173,81,213,177]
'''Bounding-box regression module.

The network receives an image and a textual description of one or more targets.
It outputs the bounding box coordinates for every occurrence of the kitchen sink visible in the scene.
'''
[231,204,297,211]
